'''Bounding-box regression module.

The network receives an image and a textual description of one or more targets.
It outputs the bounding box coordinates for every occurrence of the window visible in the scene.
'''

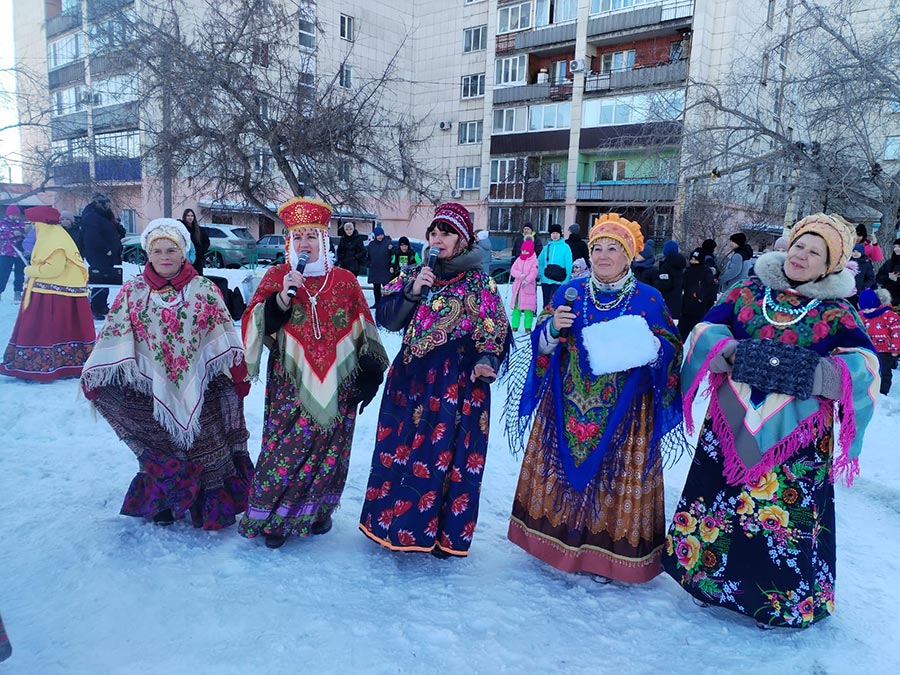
[460,73,485,98]
[890,101,900,114]
[594,159,626,181]
[92,75,138,108]
[464,0,485,4]
[120,209,137,233]
[653,212,672,241]
[490,157,525,200]
[298,14,316,49]
[600,50,635,73]
[458,120,483,144]
[340,14,354,41]
[48,33,84,70]
[761,52,770,85]
[543,161,563,182]
[256,95,269,119]
[493,107,527,134]
[535,0,577,27]
[338,160,351,182]
[581,89,684,128]
[529,102,570,130]
[766,0,777,28]
[52,85,88,116]
[590,0,652,14]
[463,25,487,53]
[550,60,568,84]
[339,64,353,89]
[457,166,481,190]
[498,2,532,34]
[658,156,677,181]
[495,54,527,86]
[252,43,270,67]
[884,136,900,161]
[95,131,140,158]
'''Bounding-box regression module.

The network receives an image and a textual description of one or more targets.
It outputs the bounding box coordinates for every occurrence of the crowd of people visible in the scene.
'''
[2,197,895,640]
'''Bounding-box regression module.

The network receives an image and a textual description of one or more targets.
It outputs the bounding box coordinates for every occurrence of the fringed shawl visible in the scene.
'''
[683,261,880,487]
[81,274,246,449]
[507,277,687,491]
[242,263,388,430]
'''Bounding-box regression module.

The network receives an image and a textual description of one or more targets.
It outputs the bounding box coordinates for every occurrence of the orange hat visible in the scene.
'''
[589,213,645,260]
[277,197,332,230]
[789,213,855,274]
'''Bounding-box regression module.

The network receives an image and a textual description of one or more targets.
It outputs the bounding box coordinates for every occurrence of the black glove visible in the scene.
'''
[351,353,384,413]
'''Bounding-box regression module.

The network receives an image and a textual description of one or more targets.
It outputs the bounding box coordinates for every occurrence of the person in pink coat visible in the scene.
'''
[510,239,539,331]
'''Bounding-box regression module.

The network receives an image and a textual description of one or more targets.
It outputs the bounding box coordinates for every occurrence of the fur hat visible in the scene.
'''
[729,232,747,247]
[548,223,563,236]
[430,202,474,245]
[789,213,856,275]
[5,204,21,216]
[24,206,60,224]
[141,218,191,255]
[278,197,332,230]
[589,213,645,260]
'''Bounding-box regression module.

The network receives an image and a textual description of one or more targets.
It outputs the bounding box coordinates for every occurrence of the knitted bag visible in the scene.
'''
[731,339,820,399]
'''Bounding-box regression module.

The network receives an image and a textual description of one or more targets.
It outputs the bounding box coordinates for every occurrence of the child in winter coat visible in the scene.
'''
[858,288,900,395]
[509,239,538,332]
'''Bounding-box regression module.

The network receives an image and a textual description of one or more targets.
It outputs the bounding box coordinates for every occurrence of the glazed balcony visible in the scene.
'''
[584,59,688,94]
[575,181,676,202]
[46,8,82,39]
[587,0,694,42]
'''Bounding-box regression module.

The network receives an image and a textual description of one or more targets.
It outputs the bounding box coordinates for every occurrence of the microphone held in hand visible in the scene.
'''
[286,252,310,299]
[420,248,440,299]
[558,287,578,344]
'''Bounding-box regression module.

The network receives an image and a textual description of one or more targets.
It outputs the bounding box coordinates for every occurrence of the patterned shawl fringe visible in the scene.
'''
[832,358,860,486]
[502,335,541,457]
[82,349,243,450]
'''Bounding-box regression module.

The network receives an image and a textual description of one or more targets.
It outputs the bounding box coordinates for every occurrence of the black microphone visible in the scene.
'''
[420,248,440,299]
[558,287,578,344]
[286,251,310,299]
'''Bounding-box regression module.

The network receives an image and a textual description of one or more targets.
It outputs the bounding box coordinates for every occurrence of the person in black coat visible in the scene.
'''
[511,222,543,262]
[565,223,589,270]
[653,239,687,320]
[366,226,394,305]
[679,247,718,340]
[850,243,876,306]
[80,193,122,318]
[700,238,720,285]
[180,208,210,275]
[876,238,900,305]
[336,222,367,276]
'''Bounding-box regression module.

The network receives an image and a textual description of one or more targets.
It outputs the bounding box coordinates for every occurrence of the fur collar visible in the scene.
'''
[753,252,855,299]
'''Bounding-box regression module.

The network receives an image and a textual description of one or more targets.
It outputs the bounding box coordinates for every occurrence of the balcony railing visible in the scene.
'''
[576,181,676,202]
[496,34,517,54]
[50,111,89,141]
[544,182,567,200]
[494,80,572,105]
[96,157,142,182]
[87,0,135,21]
[52,162,91,185]
[584,59,688,93]
[514,22,577,50]
[46,8,82,39]
[587,0,694,39]
[48,61,86,90]
[93,101,140,132]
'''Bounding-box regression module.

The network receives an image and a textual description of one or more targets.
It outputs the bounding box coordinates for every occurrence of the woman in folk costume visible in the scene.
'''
[509,238,539,332]
[239,198,389,549]
[81,218,253,529]
[359,202,512,558]
[506,213,686,582]
[0,206,95,381]
[663,214,879,628]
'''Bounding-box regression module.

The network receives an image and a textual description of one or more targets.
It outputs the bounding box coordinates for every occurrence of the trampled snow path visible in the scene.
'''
[1,269,899,673]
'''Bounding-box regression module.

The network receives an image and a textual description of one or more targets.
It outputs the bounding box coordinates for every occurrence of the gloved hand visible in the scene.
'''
[708,339,739,374]
[230,361,251,399]
[812,356,842,400]
[351,353,385,413]
[234,379,251,399]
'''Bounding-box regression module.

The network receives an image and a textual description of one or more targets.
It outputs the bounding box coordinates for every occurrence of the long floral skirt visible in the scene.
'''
[239,353,357,540]
[359,345,492,557]
[0,292,95,382]
[94,376,253,530]
[508,392,665,582]
[662,418,837,628]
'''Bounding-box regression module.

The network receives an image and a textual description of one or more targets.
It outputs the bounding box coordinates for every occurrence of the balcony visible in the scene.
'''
[87,0,135,21]
[52,162,90,185]
[94,101,140,132]
[587,0,694,42]
[96,157,142,182]
[91,51,137,77]
[494,80,572,105]
[50,111,89,141]
[46,8,82,39]
[579,121,683,150]
[490,130,570,155]
[576,181,676,202]
[515,22,577,52]
[488,183,525,202]
[496,34,517,54]
[584,59,688,93]
[543,181,566,200]
[48,61,86,90]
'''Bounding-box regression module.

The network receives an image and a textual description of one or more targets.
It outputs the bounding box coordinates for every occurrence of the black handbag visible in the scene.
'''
[544,263,566,282]
[731,339,820,399]
[88,266,123,285]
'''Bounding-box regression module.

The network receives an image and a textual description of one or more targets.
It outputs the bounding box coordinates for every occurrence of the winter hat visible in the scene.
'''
[701,238,717,252]
[59,210,76,224]
[476,229,490,241]
[689,247,704,262]
[729,232,747,247]
[24,206,60,224]
[589,213,644,260]
[773,236,789,252]
[788,213,855,275]
[430,202,474,245]
[5,204,21,216]
[855,223,868,240]
[662,240,679,256]
[277,196,332,230]
[548,223,563,236]
[398,236,410,247]
[858,288,881,312]
[568,223,581,236]
[373,226,385,237]
[520,239,535,257]
[91,193,111,206]
[141,217,190,255]
[852,243,865,257]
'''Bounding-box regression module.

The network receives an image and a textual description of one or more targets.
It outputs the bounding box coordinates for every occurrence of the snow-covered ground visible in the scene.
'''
[1,267,899,674]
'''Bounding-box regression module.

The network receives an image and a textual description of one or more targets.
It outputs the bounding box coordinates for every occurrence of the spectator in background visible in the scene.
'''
[537,223,573,307]
[512,222,543,262]
[718,232,753,292]
[653,239,687,321]
[679,247,718,340]
[390,236,421,275]
[700,238,720,285]
[631,238,656,283]
[876,238,900,305]
[366,225,393,306]
[851,243,876,304]
[772,235,789,252]
[80,193,122,319]
[856,224,884,264]
[475,229,492,274]
[181,208,209,276]
[509,239,539,332]
[565,223,590,271]
[336,221,367,277]
[0,204,27,303]
[858,288,900,395]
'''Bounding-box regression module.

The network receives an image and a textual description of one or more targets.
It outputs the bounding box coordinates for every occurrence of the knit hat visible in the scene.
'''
[24,206,60,224]
[5,204,21,216]
[773,236,788,252]
[373,226,385,237]
[476,229,490,241]
[689,247,704,262]
[789,213,856,275]
[59,210,76,223]
[430,202,474,245]
[662,240,679,256]
[701,238,717,252]
[588,213,644,260]
[398,236,410,247]
[278,197,332,230]
[91,193,111,206]
[729,232,747,247]
[548,223,563,236]
[852,243,865,257]
[568,223,580,236]
[858,288,881,313]
[141,217,191,255]
[520,239,534,257]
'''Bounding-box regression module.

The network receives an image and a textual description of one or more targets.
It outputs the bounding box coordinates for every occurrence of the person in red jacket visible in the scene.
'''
[858,288,900,395]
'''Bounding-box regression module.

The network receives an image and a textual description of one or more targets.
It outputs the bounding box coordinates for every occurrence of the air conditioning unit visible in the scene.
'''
[438,120,452,131]
[569,59,585,73]
[450,188,463,198]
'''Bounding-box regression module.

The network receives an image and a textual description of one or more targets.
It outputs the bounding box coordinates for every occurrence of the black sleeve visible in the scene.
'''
[376,282,420,331]
[351,352,386,409]
[263,293,292,334]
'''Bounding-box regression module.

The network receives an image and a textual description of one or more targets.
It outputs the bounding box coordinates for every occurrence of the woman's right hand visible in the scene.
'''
[412,265,435,296]
[552,304,575,332]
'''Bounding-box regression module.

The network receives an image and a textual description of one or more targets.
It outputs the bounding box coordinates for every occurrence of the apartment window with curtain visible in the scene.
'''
[594,159,626,181]
[600,50,635,73]
[498,2,532,34]
[535,0,577,26]
[340,14,354,41]
[495,54,527,86]
[461,73,485,98]
[457,166,481,190]
[463,25,487,53]
[458,120,483,144]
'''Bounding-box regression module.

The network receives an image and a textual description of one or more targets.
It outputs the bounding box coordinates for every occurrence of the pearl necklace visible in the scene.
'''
[762,287,821,327]
[297,271,333,340]
[587,274,636,311]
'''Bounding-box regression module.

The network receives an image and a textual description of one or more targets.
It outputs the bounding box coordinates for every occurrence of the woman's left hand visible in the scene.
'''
[471,363,497,382]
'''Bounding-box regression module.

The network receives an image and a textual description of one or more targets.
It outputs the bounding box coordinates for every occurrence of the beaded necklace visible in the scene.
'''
[148,287,185,309]
[297,270,333,340]
[762,287,821,327]
[587,274,636,312]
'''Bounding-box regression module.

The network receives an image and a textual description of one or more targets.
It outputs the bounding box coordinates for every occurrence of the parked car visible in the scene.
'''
[203,224,257,268]
[256,234,286,264]
[121,234,146,265]
[490,247,513,283]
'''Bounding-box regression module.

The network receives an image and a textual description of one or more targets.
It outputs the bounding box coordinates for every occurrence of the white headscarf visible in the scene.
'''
[288,227,332,277]
[141,218,191,255]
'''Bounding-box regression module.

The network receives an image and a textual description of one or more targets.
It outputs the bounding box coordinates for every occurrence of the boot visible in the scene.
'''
[152,509,175,526]
[311,515,333,535]
[265,533,286,549]
[431,547,452,559]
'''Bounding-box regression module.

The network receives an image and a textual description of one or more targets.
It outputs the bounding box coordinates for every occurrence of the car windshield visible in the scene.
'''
[233,228,255,241]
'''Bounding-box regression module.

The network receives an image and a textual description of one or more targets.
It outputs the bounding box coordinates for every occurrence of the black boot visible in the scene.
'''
[311,515,333,535]
[265,533,287,549]
[152,509,174,526]
[431,547,452,559]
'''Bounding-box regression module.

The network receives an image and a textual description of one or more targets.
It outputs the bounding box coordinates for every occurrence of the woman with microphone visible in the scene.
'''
[506,213,686,583]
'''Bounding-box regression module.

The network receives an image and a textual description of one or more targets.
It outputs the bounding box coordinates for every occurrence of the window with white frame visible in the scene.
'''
[254,150,272,174]
[256,95,269,119]
[657,155,677,181]
[51,85,88,116]
[884,136,900,161]
[339,64,353,89]
[120,209,137,233]
[92,75,139,109]
[340,14,354,41]
[338,160,351,182]
[463,25,487,53]
[535,0,577,26]
[550,60,568,83]
[298,5,316,50]
[594,159,626,181]
[461,73,485,98]
[498,1,532,34]
[582,89,684,128]
[600,50,635,73]
[48,33,84,70]
[95,130,140,158]
[495,54,527,86]
[590,0,652,14]
[457,166,481,190]
[493,107,527,134]
[490,157,525,187]
[458,120,483,144]
[529,101,570,130]
[464,0,485,4]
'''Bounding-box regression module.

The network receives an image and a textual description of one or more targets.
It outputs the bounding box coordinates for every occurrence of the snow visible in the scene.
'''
[1,270,900,673]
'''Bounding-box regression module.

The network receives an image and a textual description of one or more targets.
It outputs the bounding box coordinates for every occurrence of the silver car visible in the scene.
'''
[202,224,258,268]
